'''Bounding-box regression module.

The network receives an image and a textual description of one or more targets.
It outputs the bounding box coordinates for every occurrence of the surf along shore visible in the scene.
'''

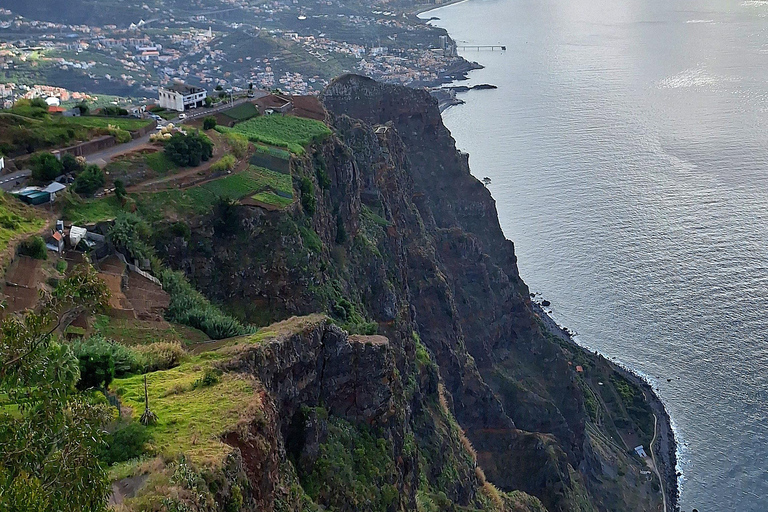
[533,301,679,511]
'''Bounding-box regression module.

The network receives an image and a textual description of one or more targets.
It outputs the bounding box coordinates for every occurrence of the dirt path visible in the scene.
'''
[650,412,668,512]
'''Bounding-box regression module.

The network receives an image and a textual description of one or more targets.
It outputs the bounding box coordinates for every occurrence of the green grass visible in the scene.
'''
[62,193,123,224]
[63,166,295,224]
[254,143,291,160]
[93,315,210,347]
[221,102,258,121]
[144,152,178,174]
[112,362,258,464]
[0,193,46,254]
[61,116,151,131]
[252,191,293,208]
[221,115,331,155]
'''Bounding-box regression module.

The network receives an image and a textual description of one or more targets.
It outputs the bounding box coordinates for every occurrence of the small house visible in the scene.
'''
[46,231,64,253]
[634,445,648,458]
[42,182,66,201]
[158,83,207,112]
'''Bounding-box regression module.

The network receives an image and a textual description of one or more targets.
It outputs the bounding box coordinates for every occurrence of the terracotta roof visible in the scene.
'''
[48,106,65,113]
[51,231,62,241]
[575,365,584,373]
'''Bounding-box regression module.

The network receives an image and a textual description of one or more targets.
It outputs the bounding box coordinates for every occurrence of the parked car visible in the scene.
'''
[178,113,187,120]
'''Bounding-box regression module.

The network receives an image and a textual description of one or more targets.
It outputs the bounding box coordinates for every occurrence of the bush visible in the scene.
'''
[164,131,214,167]
[30,152,64,182]
[99,422,151,466]
[73,164,106,196]
[202,117,217,130]
[210,154,236,173]
[18,236,47,260]
[74,343,115,390]
[193,367,222,389]
[224,132,249,159]
[61,153,84,175]
[161,270,253,339]
[133,342,185,372]
[114,179,127,201]
[72,336,144,379]
[108,213,154,263]
[299,176,316,215]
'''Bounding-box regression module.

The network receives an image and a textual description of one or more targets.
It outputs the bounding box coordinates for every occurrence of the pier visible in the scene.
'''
[457,45,506,51]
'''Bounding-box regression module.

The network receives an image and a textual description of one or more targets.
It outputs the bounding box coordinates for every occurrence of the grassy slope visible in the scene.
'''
[60,116,151,131]
[0,193,47,254]
[220,115,331,155]
[112,359,258,465]
[63,166,295,224]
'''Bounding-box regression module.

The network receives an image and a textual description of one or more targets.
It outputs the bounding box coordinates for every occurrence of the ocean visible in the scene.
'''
[421,0,768,510]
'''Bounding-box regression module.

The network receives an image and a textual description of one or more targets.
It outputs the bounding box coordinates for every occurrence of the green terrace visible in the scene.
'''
[216,114,331,155]
[63,166,295,224]
[0,106,152,156]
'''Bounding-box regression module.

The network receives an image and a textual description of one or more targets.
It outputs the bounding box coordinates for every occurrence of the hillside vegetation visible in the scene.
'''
[217,114,331,154]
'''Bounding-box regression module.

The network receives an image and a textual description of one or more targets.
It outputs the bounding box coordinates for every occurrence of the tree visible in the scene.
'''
[113,179,126,201]
[164,131,213,167]
[29,153,63,182]
[73,165,105,196]
[202,116,217,130]
[61,153,84,175]
[30,98,47,109]
[0,264,111,512]
[204,96,213,107]
[75,102,90,115]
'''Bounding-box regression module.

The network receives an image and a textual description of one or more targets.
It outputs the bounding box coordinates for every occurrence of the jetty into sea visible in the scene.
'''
[457,44,506,51]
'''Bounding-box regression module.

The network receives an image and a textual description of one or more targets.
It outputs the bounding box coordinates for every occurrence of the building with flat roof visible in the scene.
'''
[158,83,207,112]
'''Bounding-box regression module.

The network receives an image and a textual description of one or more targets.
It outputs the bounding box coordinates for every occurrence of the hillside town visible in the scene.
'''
[0,0,470,101]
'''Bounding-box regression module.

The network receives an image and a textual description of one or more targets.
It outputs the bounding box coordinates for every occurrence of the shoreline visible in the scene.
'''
[421,2,680,508]
[532,302,680,511]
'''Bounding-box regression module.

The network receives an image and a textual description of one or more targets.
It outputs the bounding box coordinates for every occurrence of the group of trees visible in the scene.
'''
[28,152,105,196]
[0,264,113,511]
[164,131,214,167]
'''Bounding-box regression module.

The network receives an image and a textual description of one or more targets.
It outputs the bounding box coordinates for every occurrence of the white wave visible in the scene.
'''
[686,19,715,23]
[741,0,768,6]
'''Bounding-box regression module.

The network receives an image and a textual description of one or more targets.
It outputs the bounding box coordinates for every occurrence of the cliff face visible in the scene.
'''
[155,75,674,511]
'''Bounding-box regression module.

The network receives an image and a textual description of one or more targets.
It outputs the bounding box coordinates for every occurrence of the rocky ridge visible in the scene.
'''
[145,74,677,512]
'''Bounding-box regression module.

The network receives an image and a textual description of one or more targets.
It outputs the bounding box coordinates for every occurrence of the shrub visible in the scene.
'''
[72,336,144,378]
[73,165,106,196]
[210,154,236,173]
[18,236,47,260]
[74,342,116,390]
[164,131,214,167]
[299,177,316,215]
[107,124,132,143]
[30,152,64,182]
[161,269,253,339]
[99,422,151,466]
[193,367,222,389]
[61,153,84,174]
[202,117,217,130]
[133,342,185,372]
[114,179,127,201]
[224,132,249,159]
[108,213,154,263]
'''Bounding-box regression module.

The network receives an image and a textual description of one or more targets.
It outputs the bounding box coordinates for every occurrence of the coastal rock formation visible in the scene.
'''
[152,74,676,511]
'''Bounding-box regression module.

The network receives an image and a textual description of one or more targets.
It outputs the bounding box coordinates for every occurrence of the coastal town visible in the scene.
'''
[0,0,473,104]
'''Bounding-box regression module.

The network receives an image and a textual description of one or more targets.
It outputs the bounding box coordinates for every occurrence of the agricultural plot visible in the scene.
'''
[0,193,46,254]
[61,116,152,131]
[220,102,258,122]
[64,166,295,224]
[220,115,331,154]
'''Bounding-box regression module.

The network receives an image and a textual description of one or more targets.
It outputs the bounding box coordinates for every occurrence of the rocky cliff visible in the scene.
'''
[148,74,676,512]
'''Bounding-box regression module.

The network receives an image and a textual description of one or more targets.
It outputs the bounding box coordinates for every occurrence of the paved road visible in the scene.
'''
[0,170,31,191]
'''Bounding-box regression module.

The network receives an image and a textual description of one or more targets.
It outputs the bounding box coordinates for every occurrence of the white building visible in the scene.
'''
[158,83,207,112]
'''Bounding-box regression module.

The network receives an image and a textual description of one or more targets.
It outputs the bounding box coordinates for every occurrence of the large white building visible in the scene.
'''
[158,83,207,112]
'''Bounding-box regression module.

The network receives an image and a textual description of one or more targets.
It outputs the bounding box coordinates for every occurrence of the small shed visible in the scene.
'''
[634,445,648,458]
[70,226,87,247]
[15,189,51,205]
[46,231,64,253]
[42,181,66,201]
